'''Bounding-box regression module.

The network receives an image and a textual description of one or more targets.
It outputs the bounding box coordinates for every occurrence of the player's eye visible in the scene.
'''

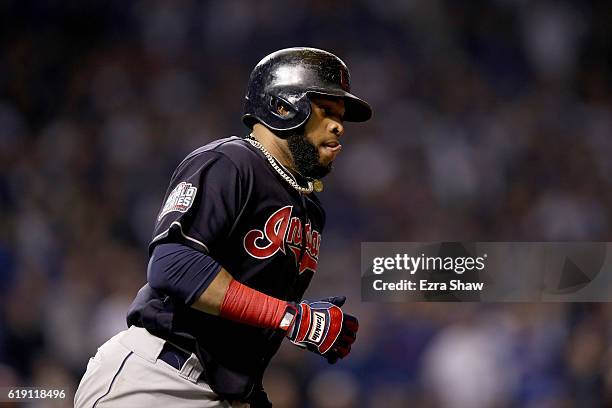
[323,107,344,121]
[323,106,337,116]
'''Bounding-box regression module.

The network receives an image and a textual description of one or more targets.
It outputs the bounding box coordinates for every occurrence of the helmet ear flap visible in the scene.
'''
[269,95,298,120]
[258,93,311,138]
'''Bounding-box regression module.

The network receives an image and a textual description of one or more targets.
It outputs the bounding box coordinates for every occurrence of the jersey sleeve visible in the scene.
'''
[150,151,248,255]
[147,242,223,306]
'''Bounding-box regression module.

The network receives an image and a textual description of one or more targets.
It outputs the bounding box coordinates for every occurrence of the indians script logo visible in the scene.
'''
[243,206,321,274]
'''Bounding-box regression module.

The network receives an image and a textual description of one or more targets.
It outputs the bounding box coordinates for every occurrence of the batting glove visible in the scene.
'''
[283,296,358,364]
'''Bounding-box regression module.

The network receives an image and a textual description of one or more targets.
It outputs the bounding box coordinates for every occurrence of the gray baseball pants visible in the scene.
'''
[74,325,248,408]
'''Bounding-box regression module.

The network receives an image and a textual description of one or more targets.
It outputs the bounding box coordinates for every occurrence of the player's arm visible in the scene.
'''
[148,242,358,363]
[209,270,358,364]
[148,242,291,324]
[191,267,232,315]
[216,277,359,364]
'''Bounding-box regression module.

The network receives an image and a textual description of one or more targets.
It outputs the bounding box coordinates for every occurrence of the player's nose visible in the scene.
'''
[328,120,344,138]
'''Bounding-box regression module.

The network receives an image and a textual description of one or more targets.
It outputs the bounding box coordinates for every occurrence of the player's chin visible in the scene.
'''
[313,161,333,179]
[318,145,341,164]
[317,156,332,168]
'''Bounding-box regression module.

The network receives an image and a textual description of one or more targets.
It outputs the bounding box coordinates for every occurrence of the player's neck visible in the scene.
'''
[250,125,296,171]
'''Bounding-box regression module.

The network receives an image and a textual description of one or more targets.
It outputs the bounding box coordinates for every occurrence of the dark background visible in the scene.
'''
[0,1,611,407]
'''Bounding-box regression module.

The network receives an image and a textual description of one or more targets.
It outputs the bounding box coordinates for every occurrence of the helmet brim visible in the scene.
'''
[307,90,372,122]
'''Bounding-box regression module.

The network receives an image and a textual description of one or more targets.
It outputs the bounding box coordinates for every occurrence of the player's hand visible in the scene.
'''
[284,296,358,364]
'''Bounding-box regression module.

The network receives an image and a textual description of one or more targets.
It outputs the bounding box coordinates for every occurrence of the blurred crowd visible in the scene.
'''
[1,1,611,407]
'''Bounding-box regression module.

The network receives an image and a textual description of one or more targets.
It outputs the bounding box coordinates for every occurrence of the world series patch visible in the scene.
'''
[158,182,198,221]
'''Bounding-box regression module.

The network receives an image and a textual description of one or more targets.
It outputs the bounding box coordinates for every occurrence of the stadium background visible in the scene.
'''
[0,1,611,407]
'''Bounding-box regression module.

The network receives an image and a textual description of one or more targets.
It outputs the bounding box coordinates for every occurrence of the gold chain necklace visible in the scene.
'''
[245,136,315,194]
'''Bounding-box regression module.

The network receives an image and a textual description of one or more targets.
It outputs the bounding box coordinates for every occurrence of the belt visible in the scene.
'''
[159,338,262,407]
[158,342,206,382]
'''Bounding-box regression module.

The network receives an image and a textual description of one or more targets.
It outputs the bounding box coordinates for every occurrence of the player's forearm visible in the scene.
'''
[192,265,289,326]
[148,242,288,324]
[195,268,294,330]
[191,267,232,315]
[217,278,294,329]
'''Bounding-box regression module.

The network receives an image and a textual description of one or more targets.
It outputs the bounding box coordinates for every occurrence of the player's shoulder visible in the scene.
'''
[182,136,258,169]
[172,136,260,177]
[185,136,249,158]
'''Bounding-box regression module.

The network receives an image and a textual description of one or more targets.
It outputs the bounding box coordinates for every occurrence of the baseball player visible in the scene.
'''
[74,47,372,407]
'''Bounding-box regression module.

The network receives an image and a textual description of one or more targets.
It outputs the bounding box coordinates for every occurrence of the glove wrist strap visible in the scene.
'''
[219,279,290,330]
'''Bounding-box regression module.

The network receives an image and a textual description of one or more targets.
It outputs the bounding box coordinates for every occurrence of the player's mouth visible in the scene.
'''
[320,140,342,160]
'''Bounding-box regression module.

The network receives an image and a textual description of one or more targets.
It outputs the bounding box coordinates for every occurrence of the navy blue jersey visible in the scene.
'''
[127,136,325,400]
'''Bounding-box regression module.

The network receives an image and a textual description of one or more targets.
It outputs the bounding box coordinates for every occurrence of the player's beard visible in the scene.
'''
[287,133,332,179]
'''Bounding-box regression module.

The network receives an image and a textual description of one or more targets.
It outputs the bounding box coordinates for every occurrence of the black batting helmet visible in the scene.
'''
[242,47,372,134]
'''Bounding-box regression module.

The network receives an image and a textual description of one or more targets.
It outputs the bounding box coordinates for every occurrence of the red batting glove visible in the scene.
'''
[284,296,359,364]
